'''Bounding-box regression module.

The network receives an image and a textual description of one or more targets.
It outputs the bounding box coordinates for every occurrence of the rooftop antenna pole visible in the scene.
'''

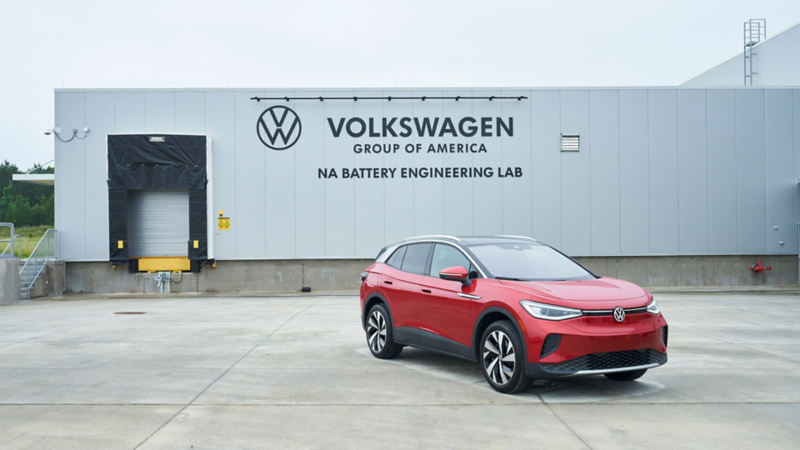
[743,19,766,86]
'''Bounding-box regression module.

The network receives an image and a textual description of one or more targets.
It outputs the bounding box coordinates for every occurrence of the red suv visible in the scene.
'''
[360,236,668,394]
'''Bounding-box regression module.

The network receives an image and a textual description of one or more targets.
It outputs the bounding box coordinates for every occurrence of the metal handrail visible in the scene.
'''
[0,222,17,259]
[18,229,58,300]
[2,235,21,258]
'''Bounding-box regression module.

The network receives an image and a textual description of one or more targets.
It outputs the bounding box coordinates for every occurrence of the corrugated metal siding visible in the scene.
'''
[54,87,799,261]
[126,190,189,257]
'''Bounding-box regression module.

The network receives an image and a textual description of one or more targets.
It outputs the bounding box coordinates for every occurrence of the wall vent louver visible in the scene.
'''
[561,134,580,152]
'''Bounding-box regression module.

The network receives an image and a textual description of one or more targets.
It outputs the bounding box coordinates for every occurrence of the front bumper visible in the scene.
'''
[525,348,667,378]
[520,309,668,377]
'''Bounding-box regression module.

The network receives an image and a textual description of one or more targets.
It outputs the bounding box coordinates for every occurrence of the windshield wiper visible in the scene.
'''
[495,277,523,281]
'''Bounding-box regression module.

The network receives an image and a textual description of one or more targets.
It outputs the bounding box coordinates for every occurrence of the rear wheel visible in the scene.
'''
[366,304,403,359]
[604,369,647,381]
[480,321,532,394]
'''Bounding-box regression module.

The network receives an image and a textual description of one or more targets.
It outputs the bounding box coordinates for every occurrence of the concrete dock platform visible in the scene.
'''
[1,293,798,449]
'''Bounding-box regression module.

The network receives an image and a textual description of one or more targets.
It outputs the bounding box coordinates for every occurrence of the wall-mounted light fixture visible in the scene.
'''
[45,127,90,142]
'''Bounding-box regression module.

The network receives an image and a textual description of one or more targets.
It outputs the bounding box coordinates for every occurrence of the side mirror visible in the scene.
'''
[439,266,472,286]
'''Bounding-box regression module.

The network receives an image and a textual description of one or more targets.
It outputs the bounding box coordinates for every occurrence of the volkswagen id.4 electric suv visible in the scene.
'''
[360,236,668,394]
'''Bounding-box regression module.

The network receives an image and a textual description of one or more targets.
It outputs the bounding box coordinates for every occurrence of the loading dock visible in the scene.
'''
[106,134,213,273]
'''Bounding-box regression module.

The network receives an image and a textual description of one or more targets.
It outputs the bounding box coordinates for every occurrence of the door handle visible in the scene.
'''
[384,280,393,285]
[421,289,432,294]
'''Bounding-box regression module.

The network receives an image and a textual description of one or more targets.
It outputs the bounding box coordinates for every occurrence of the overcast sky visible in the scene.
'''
[1,0,798,170]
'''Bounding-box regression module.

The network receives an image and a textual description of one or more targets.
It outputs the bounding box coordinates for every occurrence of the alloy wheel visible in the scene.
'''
[483,330,516,385]
[367,310,387,353]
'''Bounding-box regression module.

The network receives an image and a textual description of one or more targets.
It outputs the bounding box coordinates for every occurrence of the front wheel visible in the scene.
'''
[366,304,403,359]
[604,369,647,381]
[480,321,532,394]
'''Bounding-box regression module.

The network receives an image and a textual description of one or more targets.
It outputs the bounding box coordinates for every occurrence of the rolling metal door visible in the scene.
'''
[127,190,189,257]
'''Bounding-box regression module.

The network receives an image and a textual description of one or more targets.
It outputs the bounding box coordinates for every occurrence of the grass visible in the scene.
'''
[0,225,53,259]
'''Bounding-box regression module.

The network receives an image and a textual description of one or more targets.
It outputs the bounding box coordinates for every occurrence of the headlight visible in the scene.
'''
[646,299,660,314]
[520,301,582,321]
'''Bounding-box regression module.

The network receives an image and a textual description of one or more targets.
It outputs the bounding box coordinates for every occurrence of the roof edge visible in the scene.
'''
[54,85,800,93]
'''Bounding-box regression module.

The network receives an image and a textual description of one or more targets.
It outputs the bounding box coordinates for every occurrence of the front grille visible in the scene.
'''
[582,306,648,317]
[540,334,561,359]
[541,349,667,374]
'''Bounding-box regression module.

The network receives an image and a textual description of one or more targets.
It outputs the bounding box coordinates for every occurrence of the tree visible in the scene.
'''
[0,160,19,193]
[0,161,55,226]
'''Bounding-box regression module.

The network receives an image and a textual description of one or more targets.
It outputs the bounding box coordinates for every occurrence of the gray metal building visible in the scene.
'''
[683,22,800,87]
[51,24,800,293]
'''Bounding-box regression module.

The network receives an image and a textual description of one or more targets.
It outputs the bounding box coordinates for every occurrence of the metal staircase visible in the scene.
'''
[18,229,58,300]
[19,259,31,299]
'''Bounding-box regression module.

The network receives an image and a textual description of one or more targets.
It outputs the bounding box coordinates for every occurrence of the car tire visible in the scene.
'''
[604,369,647,381]
[480,321,531,394]
[366,304,403,359]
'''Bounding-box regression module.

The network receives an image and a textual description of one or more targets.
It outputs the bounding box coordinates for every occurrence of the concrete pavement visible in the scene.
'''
[1,293,798,449]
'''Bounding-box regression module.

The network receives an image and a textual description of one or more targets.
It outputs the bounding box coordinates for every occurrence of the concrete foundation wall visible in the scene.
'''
[575,255,797,288]
[30,260,66,299]
[0,258,20,305]
[65,259,372,294]
[63,255,799,295]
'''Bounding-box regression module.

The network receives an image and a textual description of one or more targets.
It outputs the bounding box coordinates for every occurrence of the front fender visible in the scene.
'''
[472,305,528,362]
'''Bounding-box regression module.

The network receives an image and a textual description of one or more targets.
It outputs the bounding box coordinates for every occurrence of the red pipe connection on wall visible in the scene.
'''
[749,258,772,274]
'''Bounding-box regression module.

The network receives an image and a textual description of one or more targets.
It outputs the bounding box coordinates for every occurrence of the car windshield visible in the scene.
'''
[468,243,595,281]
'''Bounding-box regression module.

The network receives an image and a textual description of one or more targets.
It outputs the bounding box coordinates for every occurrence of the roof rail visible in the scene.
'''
[497,235,538,242]
[402,235,462,242]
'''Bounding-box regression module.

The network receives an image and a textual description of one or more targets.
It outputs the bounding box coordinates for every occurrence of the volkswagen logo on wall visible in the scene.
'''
[613,307,626,323]
[256,106,301,150]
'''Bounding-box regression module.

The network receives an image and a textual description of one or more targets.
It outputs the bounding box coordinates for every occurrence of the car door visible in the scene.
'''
[381,243,432,345]
[418,243,477,358]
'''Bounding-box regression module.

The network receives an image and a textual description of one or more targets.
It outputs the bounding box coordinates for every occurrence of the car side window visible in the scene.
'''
[429,244,473,278]
[401,243,433,275]
[385,246,407,269]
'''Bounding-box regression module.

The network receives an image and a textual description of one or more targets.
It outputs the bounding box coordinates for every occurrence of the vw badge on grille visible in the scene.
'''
[613,307,625,323]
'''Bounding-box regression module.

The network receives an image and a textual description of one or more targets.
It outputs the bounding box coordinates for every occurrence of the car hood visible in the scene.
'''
[498,277,648,302]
